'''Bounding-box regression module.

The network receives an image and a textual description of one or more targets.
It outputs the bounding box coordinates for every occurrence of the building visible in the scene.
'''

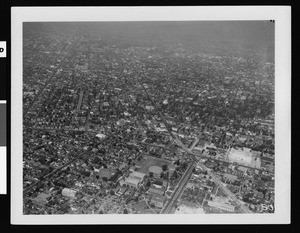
[61,188,77,198]
[115,186,127,196]
[31,193,51,206]
[223,173,239,183]
[260,156,275,172]
[130,171,146,181]
[237,166,248,174]
[150,195,167,208]
[124,177,140,188]
[148,184,166,196]
[207,200,235,212]
[75,63,89,72]
[146,105,154,111]
[95,133,106,139]
[123,171,146,188]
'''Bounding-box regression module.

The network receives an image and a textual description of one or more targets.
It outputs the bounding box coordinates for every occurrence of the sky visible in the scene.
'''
[24,21,275,50]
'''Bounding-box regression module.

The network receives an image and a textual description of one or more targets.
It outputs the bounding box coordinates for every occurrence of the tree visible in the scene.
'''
[165,171,169,180]
[110,190,115,195]
[123,209,129,214]
[102,177,108,182]
[172,170,178,179]
[181,162,188,170]
[146,180,151,187]
[162,164,168,171]
[149,172,153,178]
[160,172,164,179]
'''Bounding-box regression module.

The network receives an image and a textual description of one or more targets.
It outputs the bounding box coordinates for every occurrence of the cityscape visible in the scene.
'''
[23,21,275,215]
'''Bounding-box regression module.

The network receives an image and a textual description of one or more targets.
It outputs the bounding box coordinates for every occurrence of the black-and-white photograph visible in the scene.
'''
[22,20,276,215]
[11,7,291,224]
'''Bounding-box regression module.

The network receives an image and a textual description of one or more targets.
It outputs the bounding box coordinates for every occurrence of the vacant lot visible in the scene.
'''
[136,155,175,174]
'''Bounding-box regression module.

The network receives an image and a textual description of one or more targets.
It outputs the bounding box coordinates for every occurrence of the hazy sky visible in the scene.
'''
[24,21,274,49]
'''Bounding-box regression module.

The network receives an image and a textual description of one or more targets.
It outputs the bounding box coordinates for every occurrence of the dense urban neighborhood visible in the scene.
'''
[23,22,275,215]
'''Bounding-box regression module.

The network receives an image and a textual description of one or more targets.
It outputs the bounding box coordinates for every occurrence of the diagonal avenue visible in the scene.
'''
[160,161,196,214]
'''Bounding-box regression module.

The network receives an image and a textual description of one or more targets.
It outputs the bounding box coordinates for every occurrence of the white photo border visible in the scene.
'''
[11,6,291,224]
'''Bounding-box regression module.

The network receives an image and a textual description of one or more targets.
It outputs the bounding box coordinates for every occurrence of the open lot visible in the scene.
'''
[136,155,175,174]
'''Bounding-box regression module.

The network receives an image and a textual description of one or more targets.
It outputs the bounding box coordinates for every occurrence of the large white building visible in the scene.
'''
[124,177,140,188]
[122,171,146,188]
[130,171,146,180]
[62,188,77,198]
